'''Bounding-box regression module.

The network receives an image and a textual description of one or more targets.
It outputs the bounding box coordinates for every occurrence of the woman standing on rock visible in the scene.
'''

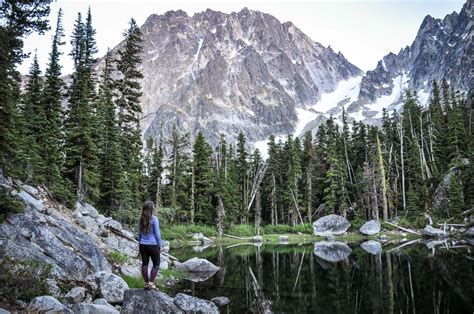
[138,201,161,290]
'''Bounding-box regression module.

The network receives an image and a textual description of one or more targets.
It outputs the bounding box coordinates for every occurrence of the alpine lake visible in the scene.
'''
[167,237,474,313]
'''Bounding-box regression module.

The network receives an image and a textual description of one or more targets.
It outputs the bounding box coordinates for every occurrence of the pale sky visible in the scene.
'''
[20,0,466,75]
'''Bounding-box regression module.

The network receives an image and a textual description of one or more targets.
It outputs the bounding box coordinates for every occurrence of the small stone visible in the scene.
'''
[104,220,122,231]
[211,296,230,306]
[192,232,204,240]
[278,236,289,243]
[253,235,263,243]
[65,286,87,304]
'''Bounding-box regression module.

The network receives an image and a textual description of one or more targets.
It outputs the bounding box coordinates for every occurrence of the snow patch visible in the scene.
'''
[194,38,204,61]
[369,73,409,118]
[310,76,362,113]
[294,108,319,137]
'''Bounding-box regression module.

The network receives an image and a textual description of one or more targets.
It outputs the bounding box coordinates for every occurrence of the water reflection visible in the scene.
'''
[169,241,474,313]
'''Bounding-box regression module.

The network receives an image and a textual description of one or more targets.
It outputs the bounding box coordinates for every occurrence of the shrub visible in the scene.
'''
[0,257,52,302]
[160,224,217,241]
[228,224,256,237]
[108,250,128,264]
[0,189,25,223]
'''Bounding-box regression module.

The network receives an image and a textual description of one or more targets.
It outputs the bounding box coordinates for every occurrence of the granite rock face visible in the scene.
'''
[102,8,361,147]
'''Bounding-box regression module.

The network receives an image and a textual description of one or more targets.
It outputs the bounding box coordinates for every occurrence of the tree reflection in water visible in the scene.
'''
[170,242,474,313]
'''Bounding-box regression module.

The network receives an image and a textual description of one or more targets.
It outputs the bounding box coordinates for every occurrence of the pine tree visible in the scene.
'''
[115,18,144,209]
[236,132,249,223]
[41,8,67,199]
[21,53,45,183]
[0,0,50,178]
[64,10,100,204]
[192,132,214,224]
[96,49,124,214]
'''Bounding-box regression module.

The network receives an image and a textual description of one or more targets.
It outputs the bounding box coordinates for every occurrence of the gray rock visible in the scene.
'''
[19,183,39,197]
[160,240,170,253]
[181,271,217,283]
[359,220,381,235]
[65,287,87,304]
[15,190,44,212]
[76,203,100,218]
[71,303,119,314]
[313,241,352,262]
[121,289,182,313]
[0,308,10,314]
[104,236,119,250]
[174,257,220,273]
[360,240,382,255]
[104,220,122,231]
[201,236,213,245]
[93,298,113,306]
[121,265,141,278]
[253,235,263,243]
[211,296,230,306]
[174,293,219,314]
[423,225,447,238]
[466,227,474,237]
[76,216,100,234]
[95,271,129,304]
[96,215,108,225]
[278,235,289,243]
[0,207,111,281]
[313,214,351,236]
[27,296,71,313]
[160,260,169,270]
[0,169,12,189]
[192,232,204,240]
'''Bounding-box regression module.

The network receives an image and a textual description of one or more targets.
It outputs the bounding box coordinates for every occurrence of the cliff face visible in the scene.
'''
[125,8,361,146]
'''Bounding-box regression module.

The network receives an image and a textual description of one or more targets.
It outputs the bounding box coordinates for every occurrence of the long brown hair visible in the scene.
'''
[139,201,155,234]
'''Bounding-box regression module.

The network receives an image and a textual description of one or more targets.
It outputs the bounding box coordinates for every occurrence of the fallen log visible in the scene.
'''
[384,221,421,235]
[223,233,254,240]
[387,239,421,253]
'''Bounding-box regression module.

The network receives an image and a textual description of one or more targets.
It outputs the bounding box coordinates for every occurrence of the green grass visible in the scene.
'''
[161,224,217,241]
[108,250,128,264]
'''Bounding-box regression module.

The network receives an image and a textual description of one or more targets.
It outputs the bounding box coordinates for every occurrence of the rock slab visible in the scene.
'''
[121,289,182,313]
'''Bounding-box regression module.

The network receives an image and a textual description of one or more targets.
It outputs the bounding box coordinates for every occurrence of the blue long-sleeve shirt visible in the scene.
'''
[138,215,161,245]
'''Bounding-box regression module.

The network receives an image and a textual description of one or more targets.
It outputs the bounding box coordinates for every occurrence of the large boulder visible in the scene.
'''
[432,159,469,214]
[313,214,351,236]
[360,240,382,255]
[313,241,352,262]
[423,225,447,238]
[174,293,219,313]
[174,257,220,273]
[75,203,100,218]
[71,303,119,314]
[0,207,111,280]
[95,272,129,304]
[121,289,182,313]
[65,287,87,304]
[359,220,381,235]
[26,296,71,313]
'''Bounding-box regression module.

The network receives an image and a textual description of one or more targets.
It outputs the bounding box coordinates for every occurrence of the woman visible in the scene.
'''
[138,201,161,290]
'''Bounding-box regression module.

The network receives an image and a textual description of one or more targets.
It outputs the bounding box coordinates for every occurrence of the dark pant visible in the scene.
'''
[139,244,161,283]
[139,244,160,267]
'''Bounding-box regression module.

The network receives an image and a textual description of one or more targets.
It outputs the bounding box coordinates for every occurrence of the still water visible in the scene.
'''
[169,240,473,313]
